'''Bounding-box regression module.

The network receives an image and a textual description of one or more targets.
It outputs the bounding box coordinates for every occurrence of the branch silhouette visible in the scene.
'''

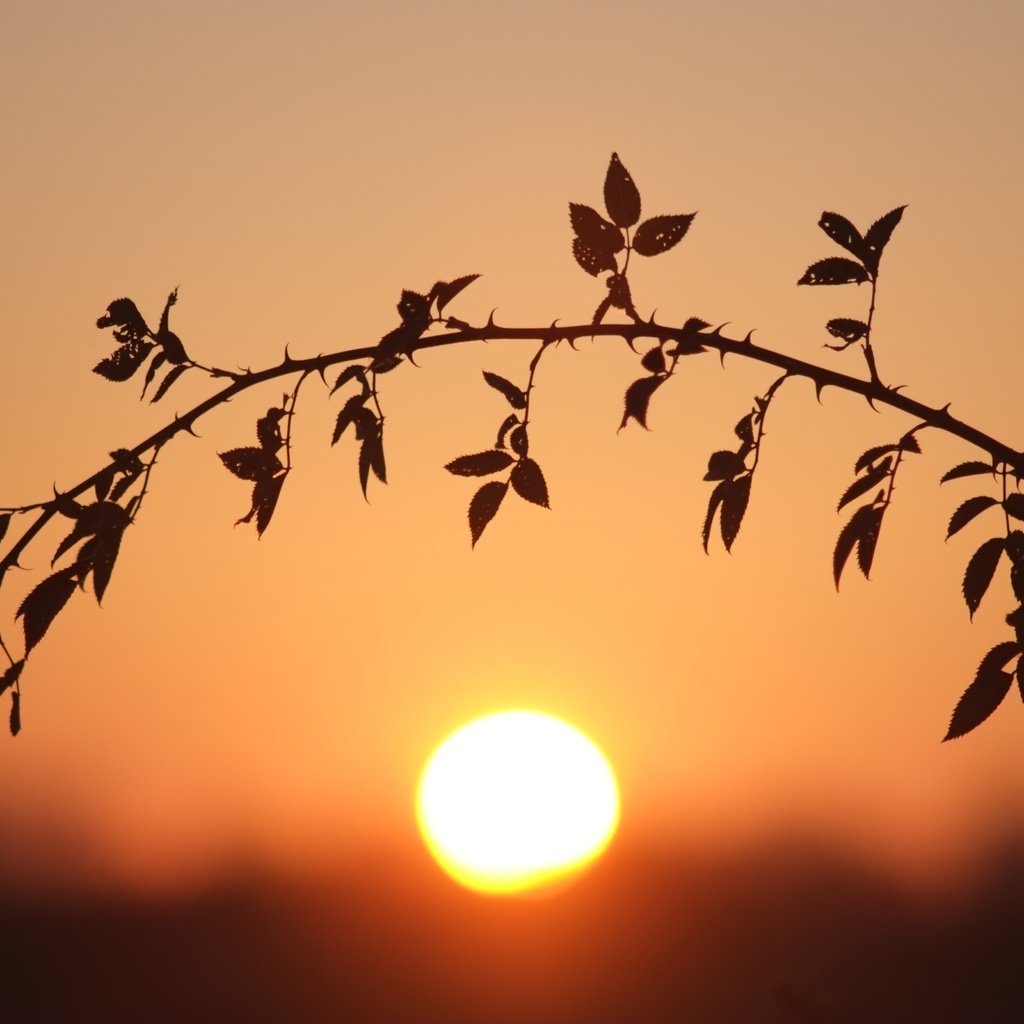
[1,154,1021,741]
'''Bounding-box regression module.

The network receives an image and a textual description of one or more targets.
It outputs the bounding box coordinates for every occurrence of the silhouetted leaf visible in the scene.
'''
[641,346,666,374]
[797,258,869,286]
[818,212,866,261]
[734,414,754,445]
[78,530,125,604]
[361,426,387,489]
[944,642,1019,740]
[941,461,994,484]
[837,459,891,511]
[96,298,149,340]
[704,450,745,482]
[17,568,77,653]
[431,274,480,315]
[720,474,752,552]
[1004,493,1024,521]
[332,395,367,444]
[495,413,519,449]
[703,480,728,553]
[332,365,368,395]
[855,504,884,578]
[510,425,529,457]
[482,371,526,409]
[0,513,12,545]
[963,536,1005,619]
[219,447,282,481]
[397,290,430,326]
[607,274,637,318]
[591,294,613,326]
[854,444,898,474]
[93,340,154,381]
[899,433,921,454]
[834,503,879,588]
[151,364,188,402]
[619,375,666,431]
[569,203,624,256]
[0,660,23,697]
[511,458,550,508]
[257,408,285,452]
[632,214,696,256]
[141,350,167,399]
[9,691,20,738]
[572,238,617,276]
[947,495,999,538]
[826,318,869,343]
[237,473,285,537]
[861,206,906,276]
[469,480,508,547]
[352,407,378,441]
[604,153,641,228]
[445,450,515,477]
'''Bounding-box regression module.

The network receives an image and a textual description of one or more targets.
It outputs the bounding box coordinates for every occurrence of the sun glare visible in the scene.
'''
[416,710,620,895]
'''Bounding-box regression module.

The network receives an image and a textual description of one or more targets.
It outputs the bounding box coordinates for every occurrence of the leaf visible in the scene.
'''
[469,480,508,547]
[704,450,745,482]
[510,458,550,508]
[854,444,898,474]
[947,495,999,538]
[619,375,666,431]
[1004,493,1024,521]
[899,433,921,454]
[591,295,613,326]
[855,504,885,578]
[331,365,367,395]
[445,450,515,477]
[332,394,367,444]
[572,237,617,276]
[0,512,11,545]
[720,474,752,552]
[0,660,24,697]
[257,407,285,452]
[78,530,125,605]
[833,503,880,588]
[640,346,666,374]
[603,153,641,228]
[482,371,526,409]
[17,568,77,653]
[797,258,869,286]
[140,350,167,399]
[366,425,387,484]
[397,289,430,326]
[632,214,696,256]
[703,480,729,553]
[963,536,1005,618]
[151,364,188,402]
[734,414,754,445]
[237,474,285,537]
[510,425,529,458]
[495,413,519,449]
[861,206,906,276]
[607,274,637,317]
[219,447,282,482]
[431,274,480,315]
[940,461,994,484]
[818,212,866,261]
[93,340,154,382]
[826,318,869,343]
[837,459,891,511]
[569,203,624,256]
[96,297,149,339]
[9,691,20,738]
[944,642,1020,740]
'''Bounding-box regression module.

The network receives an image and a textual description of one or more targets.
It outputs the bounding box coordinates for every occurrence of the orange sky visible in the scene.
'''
[1,0,1023,894]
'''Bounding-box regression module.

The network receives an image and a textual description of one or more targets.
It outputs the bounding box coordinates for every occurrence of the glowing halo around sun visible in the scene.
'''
[416,710,620,895]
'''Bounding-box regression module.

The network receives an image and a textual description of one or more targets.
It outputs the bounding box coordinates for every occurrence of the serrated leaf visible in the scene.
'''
[469,480,508,547]
[9,691,20,737]
[963,536,1005,618]
[607,274,637,317]
[572,237,617,276]
[332,394,367,444]
[397,289,430,326]
[619,375,666,431]
[818,212,866,261]
[331,365,367,395]
[944,642,1020,740]
[947,495,999,538]
[861,206,906,276]
[237,473,285,537]
[837,459,890,511]
[510,425,529,457]
[569,203,625,256]
[632,214,696,256]
[511,458,550,508]
[899,433,921,454]
[855,504,884,578]
[720,474,752,552]
[734,414,754,445]
[0,660,24,697]
[1004,493,1024,521]
[797,258,869,286]
[591,294,613,326]
[96,297,149,339]
[640,346,666,374]
[78,529,124,605]
[482,371,526,409]
[432,274,480,315]
[367,425,386,484]
[854,444,898,474]
[940,461,995,484]
[445,450,515,477]
[257,407,285,452]
[219,447,282,482]
[495,413,519,449]
[17,568,77,653]
[703,479,728,553]
[603,152,641,228]
[826,318,869,343]
[0,513,12,545]
[93,340,154,382]
[833,503,879,588]
[151,364,188,402]
[140,350,167,399]
[704,450,745,482]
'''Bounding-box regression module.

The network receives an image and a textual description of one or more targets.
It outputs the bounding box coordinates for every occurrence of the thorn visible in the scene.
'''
[742,329,754,344]
[486,309,497,329]
[814,380,826,404]
[408,350,421,367]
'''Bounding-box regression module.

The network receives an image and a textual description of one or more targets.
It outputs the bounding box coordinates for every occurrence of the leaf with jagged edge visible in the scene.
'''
[633,214,696,256]
[704,450,745,482]
[963,536,1005,619]
[619,375,666,431]
[797,258,869,286]
[469,480,508,547]
[445,450,514,477]
[641,346,666,374]
[495,413,519,450]
[833,503,879,588]
[332,394,368,445]
[397,289,430,326]
[17,567,78,653]
[482,371,526,410]
[0,660,23,697]
[947,495,999,538]
[734,414,754,445]
[430,274,480,315]
[511,458,550,508]
[941,461,995,484]
[77,529,125,605]
[826,318,868,343]
[9,691,20,738]
[720,474,752,552]
[861,206,907,276]
[96,297,149,340]
[331,365,368,396]
[151,364,188,403]
[607,274,637,318]
[0,513,12,546]
[944,641,1020,740]
[854,444,899,475]
[818,212,866,262]
[604,153,641,228]
[855,504,884,578]
[510,425,529,458]
[140,350,167,399]
[591,294,614,326]
[572,237,617,277]
[837,459,891,511]
[569,203,624,257]
[899,433,922,454]
[94,340,155,382]
[219,447,282,482]
[702,481,728,553]
[236,473,285,537]
[256,408,285,453]
[1004,493,1024,521]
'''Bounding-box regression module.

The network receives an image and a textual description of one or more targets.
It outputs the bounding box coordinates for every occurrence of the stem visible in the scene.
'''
[749,373,789,474]
[862,277,882,385]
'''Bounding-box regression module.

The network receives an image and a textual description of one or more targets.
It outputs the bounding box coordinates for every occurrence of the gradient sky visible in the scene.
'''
[1,0,1023,893]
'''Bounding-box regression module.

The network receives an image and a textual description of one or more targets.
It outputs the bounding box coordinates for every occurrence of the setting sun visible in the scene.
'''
[415,711,620,895]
